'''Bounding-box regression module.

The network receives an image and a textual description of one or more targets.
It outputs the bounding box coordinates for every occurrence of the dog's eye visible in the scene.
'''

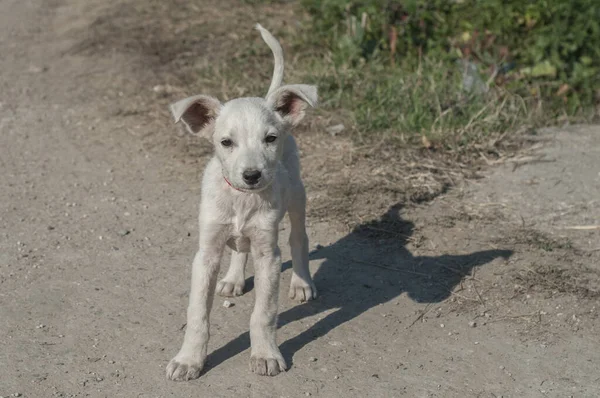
[221,139,233,147]
[265,135,277,143]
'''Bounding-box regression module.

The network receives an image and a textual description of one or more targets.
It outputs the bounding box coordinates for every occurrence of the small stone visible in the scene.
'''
[223,300,233,308]
[474,341,479,345]
[500,365,505,370]
[108,360,115,364]
[152,84,178,94]
[304,393,311,397]
[309,357,317,362]
[440,323,445,328]
[469,321,477,328]
[334,375,339,380]
[28,65,46,73]
[325,124,345,137]
[118,230,130,237]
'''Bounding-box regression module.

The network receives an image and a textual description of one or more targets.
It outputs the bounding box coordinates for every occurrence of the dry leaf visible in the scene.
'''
[422,135,433,149]
[555,83,570,97]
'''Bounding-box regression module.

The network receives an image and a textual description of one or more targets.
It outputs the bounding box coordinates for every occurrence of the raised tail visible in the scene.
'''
[255,23,284,98]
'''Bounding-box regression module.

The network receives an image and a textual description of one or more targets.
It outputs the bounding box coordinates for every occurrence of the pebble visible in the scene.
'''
[326,124,345,137]
[309,357,317,362]
[469,321,477,328]
[440,323,445,328]
[28,65,46,73]
[223,300,233,308]
[152,84,178,94]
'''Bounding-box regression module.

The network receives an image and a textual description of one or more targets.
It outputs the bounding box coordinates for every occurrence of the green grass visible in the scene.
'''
[283,0,599,155]
[301,54,535,151]
[294,43,595,157]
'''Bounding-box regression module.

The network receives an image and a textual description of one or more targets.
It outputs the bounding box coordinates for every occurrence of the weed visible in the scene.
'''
[294,0,599,152]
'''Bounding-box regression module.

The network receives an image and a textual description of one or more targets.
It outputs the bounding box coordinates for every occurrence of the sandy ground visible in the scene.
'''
[1,1,599,397]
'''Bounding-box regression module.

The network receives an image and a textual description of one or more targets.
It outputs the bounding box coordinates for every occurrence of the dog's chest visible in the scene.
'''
[225,197,262,253]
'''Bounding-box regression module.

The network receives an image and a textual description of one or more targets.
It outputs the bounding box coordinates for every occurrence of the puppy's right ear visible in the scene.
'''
[170,95,222,137]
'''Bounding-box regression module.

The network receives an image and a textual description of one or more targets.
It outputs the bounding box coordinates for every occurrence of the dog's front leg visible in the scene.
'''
[166,224,227,381]
[249,230,287,376]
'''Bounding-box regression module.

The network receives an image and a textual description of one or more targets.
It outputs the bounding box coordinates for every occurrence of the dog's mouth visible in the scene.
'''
[241,180,272,192]
[224,177,273,193]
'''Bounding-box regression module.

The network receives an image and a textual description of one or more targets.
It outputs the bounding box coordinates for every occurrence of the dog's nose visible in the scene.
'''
[242,169,262,185]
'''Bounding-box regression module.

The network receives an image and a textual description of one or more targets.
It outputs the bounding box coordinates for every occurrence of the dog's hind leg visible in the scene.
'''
[217,251,247,297]
[287,183,317,302]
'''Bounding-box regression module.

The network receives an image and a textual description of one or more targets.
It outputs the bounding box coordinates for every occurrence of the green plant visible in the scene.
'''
[298,0,599,149]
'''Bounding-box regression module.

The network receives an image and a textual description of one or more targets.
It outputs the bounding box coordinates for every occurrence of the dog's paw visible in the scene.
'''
[289,276,317,302]
[165,355,204,381]
[216,279,245,297]
[250,355,287,376]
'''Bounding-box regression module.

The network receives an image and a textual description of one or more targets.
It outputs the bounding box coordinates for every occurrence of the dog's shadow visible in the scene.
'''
[204,204,512,372]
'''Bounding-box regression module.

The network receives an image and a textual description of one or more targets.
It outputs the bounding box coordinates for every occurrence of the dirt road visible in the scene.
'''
[1,1,599,397]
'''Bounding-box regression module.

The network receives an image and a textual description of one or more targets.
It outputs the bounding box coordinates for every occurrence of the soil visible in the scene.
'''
[1,0,599,397]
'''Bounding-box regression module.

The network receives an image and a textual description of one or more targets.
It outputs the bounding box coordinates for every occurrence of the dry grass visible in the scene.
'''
[513,263,600,299]
[498,228,573,252]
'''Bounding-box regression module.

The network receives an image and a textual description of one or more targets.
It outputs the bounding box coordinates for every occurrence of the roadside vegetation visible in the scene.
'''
[293,0,599,155]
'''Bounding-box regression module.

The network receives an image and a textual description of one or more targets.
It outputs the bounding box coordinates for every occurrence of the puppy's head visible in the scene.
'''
[170,85,317,191]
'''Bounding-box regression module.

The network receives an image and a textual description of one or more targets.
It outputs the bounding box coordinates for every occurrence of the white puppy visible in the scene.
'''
[166,24,317,380]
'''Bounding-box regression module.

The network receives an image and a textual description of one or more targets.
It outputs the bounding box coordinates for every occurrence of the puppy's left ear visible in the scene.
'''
[267,84,318,127]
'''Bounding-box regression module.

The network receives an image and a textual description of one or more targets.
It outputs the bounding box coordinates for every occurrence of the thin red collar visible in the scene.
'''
[224,177,245,192]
